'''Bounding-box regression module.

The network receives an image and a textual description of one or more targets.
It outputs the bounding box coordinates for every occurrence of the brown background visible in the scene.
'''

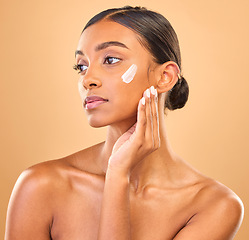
[1,0,248,239]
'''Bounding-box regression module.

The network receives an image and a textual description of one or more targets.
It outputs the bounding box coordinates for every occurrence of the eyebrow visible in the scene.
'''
[75,41,129,57]
[95,41,129,51]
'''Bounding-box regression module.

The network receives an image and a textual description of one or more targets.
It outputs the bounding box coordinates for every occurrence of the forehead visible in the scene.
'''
[77,20,143,52]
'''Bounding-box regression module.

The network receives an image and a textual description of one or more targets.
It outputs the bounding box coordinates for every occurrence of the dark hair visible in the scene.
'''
[82,6,189,110]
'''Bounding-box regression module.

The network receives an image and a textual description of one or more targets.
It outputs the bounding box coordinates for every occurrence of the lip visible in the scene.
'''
[84,95,108,110]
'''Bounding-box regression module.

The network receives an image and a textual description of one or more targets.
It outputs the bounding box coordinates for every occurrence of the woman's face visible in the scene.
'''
[75,20,158,128]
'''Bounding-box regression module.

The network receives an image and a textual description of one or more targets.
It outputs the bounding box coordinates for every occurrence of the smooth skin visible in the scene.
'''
[5,20,244,240]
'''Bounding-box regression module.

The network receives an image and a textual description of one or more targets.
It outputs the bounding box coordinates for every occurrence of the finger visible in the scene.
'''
[144,88,153,146]
[135,95,147,141]
[150,86,160,149]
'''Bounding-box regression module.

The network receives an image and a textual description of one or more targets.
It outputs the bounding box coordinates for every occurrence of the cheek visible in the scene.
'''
[78,78,85,101]
[120,63,149,95]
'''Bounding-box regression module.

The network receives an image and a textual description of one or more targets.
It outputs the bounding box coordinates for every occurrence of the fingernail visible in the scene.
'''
[155,88,158,98]
[146,88,150,98]
[150,86,155,95]
[141,97,145,105]
[151,86,157,96]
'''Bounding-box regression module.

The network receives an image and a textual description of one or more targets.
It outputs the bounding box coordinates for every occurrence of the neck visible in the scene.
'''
[99,117,137,172]
[97,94,178,190]
[129,121,178,192]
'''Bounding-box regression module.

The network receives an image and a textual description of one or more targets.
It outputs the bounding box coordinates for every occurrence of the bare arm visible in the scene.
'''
[97,87,160,240]
[97,169,131,239]
[5,168,53,240]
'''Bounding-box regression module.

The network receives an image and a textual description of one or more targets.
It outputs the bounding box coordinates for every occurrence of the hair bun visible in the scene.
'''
[165,76,189,110]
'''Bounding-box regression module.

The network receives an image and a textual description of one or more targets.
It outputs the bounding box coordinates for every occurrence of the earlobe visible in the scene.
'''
[156,61,180,94]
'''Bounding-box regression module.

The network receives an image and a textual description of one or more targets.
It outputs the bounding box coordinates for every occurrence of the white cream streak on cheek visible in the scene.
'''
[121,64,137,83]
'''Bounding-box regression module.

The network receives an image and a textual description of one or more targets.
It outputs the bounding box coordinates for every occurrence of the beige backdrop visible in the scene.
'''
[1,0,248,239]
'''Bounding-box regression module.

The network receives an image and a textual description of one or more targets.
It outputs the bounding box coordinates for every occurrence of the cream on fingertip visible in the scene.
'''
[141,97,145,105]
[150,86,156,95]
[153,87,158,97]
[155,88,158,98]
[146,89,150,98]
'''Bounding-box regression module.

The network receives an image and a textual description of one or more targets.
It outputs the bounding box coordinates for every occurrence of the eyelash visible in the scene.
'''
[73,64,87,74]
[103,56,121,65]
[73,56,121,74]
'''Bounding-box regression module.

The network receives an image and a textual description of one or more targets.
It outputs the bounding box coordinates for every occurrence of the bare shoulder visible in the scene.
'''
[195,177,244,218]
[178,160,244,220]
[5,144,104,239]
[5,160,63,239]
[13,141,105,195]
[8,158,72,217]
[174,175,244,240]
[14,159,69,194]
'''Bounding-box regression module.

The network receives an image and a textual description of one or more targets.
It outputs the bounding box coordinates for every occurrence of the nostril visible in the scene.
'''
[83,77,101,89]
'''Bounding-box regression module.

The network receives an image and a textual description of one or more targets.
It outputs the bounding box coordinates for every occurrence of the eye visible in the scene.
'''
[103,57,121,65]
[73,64,88,74]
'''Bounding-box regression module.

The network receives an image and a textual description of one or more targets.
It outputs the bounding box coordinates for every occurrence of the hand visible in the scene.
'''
[108,86,160,175]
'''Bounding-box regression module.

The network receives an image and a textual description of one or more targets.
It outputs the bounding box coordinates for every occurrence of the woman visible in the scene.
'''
[5,6,243,240]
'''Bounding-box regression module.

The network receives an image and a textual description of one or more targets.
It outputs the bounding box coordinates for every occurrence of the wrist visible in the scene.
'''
[106,162,131,179]
[107,156,132,177]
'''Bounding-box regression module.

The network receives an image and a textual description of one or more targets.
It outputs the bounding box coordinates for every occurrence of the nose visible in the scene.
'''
[82,68,102,90]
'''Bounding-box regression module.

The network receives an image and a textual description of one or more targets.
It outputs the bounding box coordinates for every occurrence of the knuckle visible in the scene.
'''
[154,142,159,150]
[146,140,154,151]
[151,112,157,118]
[135,138,143,147]
[144,143,151,152]
[141,118,146,127]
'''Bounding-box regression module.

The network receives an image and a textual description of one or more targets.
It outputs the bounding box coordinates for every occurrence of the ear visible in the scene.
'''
[156,61,180,94]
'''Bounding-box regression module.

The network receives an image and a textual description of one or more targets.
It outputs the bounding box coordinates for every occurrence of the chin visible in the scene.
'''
[87,114,137,129]
[87,115,110,128]
[89,121,108,128]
